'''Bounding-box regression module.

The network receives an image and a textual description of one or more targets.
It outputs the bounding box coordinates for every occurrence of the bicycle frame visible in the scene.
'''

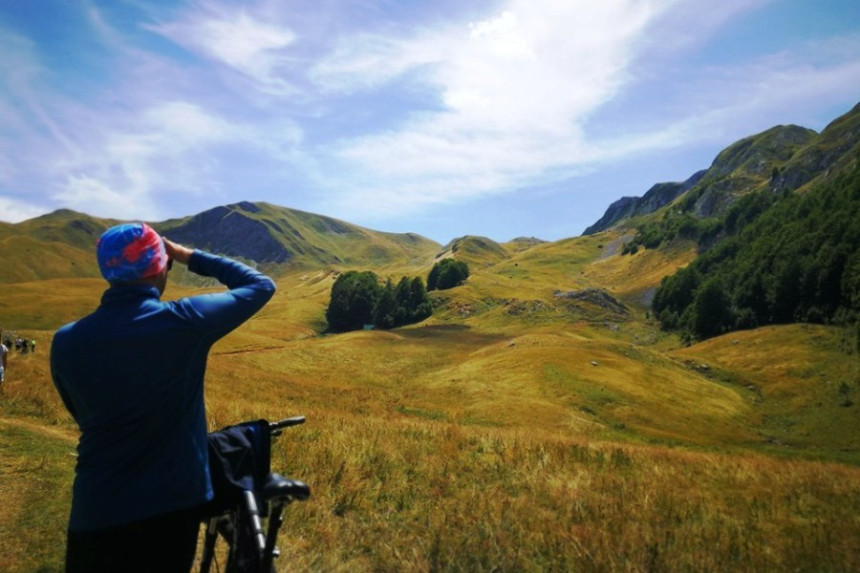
[199,416,310,573]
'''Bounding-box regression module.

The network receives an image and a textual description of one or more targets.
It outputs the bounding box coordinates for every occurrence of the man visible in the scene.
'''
[51,222,276,572]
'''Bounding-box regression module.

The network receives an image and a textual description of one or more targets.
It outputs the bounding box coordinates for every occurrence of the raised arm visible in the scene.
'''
[164,239,276,338]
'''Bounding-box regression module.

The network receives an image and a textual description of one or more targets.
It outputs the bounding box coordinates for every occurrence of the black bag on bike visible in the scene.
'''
[201,417,308,573]
[206,420,272,572]
[207,419,272,515]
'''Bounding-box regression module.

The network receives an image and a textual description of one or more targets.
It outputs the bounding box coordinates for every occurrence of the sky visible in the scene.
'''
[0,0,858,244]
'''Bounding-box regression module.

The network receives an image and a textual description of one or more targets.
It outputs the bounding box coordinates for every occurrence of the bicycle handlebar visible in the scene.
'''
[269,416,305,435]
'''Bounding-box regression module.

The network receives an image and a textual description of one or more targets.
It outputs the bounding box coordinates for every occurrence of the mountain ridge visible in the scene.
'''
[584,102,860,233]
[1,202,443,283]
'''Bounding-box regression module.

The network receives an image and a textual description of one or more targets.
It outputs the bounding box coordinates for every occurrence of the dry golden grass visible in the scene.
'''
[673,324,860,459]
[1,238,858,571]
[276,415,860,572]
[582,239,698,304]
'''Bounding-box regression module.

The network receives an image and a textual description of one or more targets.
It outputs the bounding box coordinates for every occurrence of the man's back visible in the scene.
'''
[52,284,213,530]
[51,249,276,532]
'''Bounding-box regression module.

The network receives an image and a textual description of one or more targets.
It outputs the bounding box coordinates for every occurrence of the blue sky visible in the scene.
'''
[0,0,858,244]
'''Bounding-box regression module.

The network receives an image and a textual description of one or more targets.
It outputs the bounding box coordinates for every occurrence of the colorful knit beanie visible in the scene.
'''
[96,223,168,283]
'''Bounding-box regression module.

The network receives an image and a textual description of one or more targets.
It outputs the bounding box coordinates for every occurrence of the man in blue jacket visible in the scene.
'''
[51,222,276,572]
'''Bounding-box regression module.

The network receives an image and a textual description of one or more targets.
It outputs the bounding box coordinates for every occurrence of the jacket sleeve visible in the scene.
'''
[172,251,277,338]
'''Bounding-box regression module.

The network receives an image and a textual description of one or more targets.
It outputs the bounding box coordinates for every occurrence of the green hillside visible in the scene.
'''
[156,201,441,272]
[653,164,860,341]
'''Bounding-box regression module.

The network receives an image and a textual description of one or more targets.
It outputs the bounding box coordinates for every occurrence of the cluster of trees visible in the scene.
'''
[326,271,433,332]
[326,259,471,332]
[427,259,470,290]
[652,165,860,342]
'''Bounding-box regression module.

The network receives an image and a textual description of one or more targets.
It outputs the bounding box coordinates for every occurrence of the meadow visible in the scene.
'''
[1,235,858,572]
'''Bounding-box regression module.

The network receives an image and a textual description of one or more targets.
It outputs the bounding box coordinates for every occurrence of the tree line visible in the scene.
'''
[326,259,470,332]
[651,163,860,344]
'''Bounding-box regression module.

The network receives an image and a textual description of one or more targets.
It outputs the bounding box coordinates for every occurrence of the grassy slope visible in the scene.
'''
[1,231,858,571]
[0,237,100,284]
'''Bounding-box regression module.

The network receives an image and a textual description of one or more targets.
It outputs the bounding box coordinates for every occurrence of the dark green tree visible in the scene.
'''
[326,271,380,332]
[692,278,733,339]
[428,259,470,290]
[328,272,434,332]
[408,277,432,321]
[373,279,397,329]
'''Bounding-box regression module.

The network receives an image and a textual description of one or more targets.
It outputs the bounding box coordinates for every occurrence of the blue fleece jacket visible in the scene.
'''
[50,250,276,531]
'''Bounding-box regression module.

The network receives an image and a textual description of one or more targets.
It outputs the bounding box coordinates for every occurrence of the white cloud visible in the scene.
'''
[636,0,773,57]
[56,175,144,219]
[621,36,860,151]
[312,0,659,214]
[148,3,298,94]
[0,29,78,154]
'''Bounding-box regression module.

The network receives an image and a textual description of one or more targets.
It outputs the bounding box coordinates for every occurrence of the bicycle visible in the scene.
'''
[199,416,311,573]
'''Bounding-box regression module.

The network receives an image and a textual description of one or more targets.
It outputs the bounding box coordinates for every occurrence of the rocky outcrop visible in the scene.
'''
[553,288,629,315]
[162,206,292,263]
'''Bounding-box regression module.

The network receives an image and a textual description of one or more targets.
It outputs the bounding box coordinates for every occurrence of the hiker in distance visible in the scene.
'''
[0,334,7,387]
[50,222,276,573]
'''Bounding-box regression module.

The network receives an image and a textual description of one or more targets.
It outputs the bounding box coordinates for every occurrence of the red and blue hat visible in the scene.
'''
[96,223,168,283]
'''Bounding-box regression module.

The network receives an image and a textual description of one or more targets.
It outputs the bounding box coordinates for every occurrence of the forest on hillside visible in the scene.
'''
[651,163,860,344]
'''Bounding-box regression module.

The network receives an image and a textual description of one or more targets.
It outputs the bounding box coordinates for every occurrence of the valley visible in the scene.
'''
[1,102,858,571]
[1,227,857,571]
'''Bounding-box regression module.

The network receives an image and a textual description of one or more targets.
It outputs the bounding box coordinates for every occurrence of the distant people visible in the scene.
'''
[51,222,276,573]
[0,337,7,386]
[31,339,37,353]
[21,338,29,354]
[15,337,22,352]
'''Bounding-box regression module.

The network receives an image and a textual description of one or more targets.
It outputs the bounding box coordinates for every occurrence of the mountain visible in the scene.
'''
[583,171,705,235]
[1,208,120,249]
[775,101,860,191]
[4,107,858,572]
[155,201,440,269]
[0,202,441,283]
[585,101,860,232]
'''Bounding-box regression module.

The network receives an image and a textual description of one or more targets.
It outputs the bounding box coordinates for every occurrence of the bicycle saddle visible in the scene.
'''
[262,473,311,502]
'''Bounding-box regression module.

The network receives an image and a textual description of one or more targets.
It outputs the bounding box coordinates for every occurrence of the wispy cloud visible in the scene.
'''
[621,35,860,149]
[52,100,305,220]
[147,1,299,95]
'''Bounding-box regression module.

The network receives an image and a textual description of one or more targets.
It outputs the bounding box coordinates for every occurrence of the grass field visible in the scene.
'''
[1,235,858,572]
